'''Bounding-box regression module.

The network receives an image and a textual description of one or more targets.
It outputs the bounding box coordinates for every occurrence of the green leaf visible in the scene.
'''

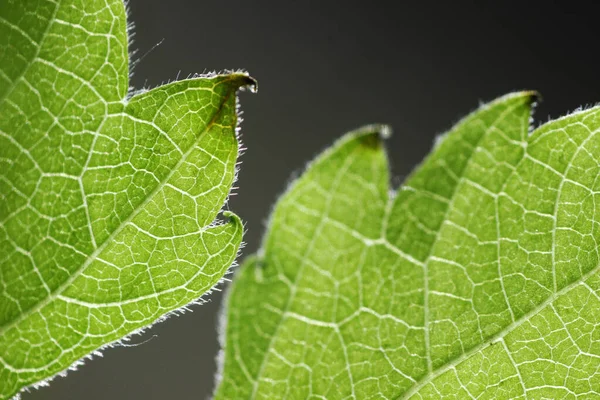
[0,0,254,397]
[216,93,600,399]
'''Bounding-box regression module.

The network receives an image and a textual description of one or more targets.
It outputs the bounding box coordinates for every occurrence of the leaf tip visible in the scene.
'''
[222,211,243,229]
[525,89,541,102]
[503,90,539,135]
[520,90,541,112]
[349,124,392,149]
[502,90,540,107]
[225,71,258,93]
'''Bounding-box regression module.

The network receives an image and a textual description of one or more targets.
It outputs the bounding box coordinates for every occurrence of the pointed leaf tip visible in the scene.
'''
[227,73,258,93]
[222,211,243,228]
[350,123,392,138]
[346,124,392,149]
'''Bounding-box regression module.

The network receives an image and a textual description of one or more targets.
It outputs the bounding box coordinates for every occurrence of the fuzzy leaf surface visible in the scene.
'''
[216,94,600,399]
[0,0,253,397]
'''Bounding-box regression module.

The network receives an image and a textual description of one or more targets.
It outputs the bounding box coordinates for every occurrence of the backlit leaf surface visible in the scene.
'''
[0,0,253,397]
[216,94,600,399]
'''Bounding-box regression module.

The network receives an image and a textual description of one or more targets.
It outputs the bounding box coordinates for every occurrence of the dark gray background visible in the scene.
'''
[28,1,600,399]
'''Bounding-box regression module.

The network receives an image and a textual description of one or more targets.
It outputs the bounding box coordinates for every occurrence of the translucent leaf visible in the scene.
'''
[0,0,254,397]
[216,94,600,398]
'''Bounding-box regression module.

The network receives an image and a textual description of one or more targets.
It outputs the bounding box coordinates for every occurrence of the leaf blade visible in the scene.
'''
[216,126,392,399]
[216,94,600,398]
[0,0,253,397]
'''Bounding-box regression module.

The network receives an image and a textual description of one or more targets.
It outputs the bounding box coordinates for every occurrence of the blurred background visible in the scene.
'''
[29,1,600,399]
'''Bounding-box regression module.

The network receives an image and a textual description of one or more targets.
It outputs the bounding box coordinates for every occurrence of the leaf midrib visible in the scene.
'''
[0,86,235,336]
